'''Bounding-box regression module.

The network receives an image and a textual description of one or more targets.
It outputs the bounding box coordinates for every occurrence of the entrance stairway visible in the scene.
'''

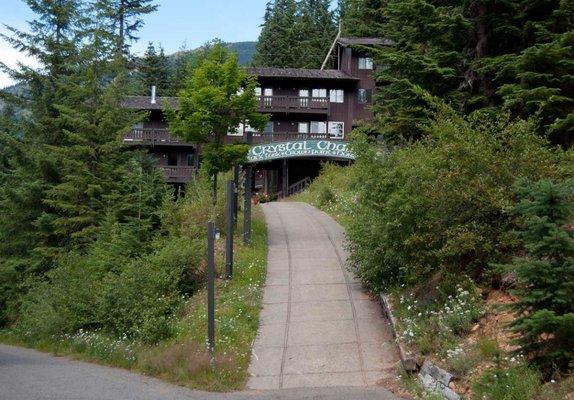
[277,177,311,198]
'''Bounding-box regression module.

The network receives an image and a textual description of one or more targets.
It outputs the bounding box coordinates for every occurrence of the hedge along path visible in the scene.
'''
[248,202,399,390]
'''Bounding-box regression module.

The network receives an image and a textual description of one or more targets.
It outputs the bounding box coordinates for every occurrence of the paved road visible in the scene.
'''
[248,202,399,390]
[0,344,400,400]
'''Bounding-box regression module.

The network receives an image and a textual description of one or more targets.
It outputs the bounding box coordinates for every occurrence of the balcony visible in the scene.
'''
[257,96,330,114]
[123,128,193,147]
[158,166,196,183]
[225,132,344,145]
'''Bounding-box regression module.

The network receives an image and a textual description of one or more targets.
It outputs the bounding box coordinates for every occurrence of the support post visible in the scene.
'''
[207,222,215,352]
[243,132,253,245]
[282,158,288,198]
[233,165,240,224]
[225,180,234,279]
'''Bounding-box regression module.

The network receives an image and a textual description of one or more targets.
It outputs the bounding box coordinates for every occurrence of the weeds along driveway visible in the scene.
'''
[247,202,400,392]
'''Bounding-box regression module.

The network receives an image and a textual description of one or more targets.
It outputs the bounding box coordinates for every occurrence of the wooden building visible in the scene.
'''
[121,37,385,193]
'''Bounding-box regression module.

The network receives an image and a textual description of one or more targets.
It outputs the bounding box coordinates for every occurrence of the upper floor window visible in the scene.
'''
[329,89,344,103]
[255,87,273,97]
[328,122,344,139]
[264,121,274,133]
[310,121,327,134]
[311,88,327,98]
[358,57,373,70]
[298,122,309,134]
[358,88,373,104]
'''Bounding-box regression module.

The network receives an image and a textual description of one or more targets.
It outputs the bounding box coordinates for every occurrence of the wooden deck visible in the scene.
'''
[158,166,196,183]
[257,96,330,114]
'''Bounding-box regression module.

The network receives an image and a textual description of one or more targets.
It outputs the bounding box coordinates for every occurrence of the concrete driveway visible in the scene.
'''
[248,202,399,390]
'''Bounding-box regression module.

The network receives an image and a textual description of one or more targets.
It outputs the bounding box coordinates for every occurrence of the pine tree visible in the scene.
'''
[370,0,470,142]
[0,0,165,326]
[139,42,169,95]
[504,179,574,371]
[253,0,300,67]
[295,0,337,68]
[337,0,385,37]
[94,0,158,57]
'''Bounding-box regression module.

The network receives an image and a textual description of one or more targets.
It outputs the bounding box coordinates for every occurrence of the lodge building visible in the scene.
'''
[121,37,385,194]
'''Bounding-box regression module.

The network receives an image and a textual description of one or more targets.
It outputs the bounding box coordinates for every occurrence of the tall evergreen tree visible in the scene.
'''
[253,0,300,67]
[139,42,169,95]
[371,0,470,142]
[94,0,158,57]
[337,0,385,37]
[295,0,337,68]
[0,0,165,326]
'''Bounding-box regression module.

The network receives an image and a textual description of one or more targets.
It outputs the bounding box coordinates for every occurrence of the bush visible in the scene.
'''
[346,110,571,291]
[16,231,205,344]
[473,365,541,400]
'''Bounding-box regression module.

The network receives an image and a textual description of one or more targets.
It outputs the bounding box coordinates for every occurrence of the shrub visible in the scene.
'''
[473,365,541,400]
[347,110,571,292]
[501,179,574,371]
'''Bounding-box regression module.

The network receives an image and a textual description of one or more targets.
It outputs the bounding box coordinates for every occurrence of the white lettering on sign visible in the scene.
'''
[247,140,355,163]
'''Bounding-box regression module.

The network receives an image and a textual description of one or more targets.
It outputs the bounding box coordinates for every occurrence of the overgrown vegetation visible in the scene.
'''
[0,1,267,391]
[298,103,573,397]
[1,174,268,390]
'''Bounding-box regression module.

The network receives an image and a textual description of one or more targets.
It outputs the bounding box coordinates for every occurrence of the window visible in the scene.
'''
[328,122,344,139]
[329,89,344,103]
[264,121,274,133]
[298,122,309,134]
[358,88,373,104]
[264,88,273,96]
[358,57,373,70]
[299,89,309,107]
[254,87,261,97]
[311,88,327,98]
[310,121,327,134]
[167,153,178,166]
[186,153,195,166]
[228,122,257,136]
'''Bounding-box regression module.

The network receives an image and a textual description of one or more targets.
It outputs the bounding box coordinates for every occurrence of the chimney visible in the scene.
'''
[150,85,156,104]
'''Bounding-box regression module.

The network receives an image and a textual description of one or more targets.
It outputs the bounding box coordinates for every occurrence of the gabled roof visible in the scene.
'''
[336,37,393,47]
[121,96,179,110]
[246,67,359,81]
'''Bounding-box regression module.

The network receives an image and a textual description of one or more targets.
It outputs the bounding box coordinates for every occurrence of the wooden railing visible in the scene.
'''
[158,166,196,183]
[251,132,333,144]
[287,177,311,196]
[257,96,330,114]
[123,128,191,146]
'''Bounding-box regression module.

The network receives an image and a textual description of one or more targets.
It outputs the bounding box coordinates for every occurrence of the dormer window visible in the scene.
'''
[358,57,373,70]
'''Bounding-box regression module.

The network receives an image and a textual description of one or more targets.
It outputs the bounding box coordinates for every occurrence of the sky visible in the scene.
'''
[0,0,275,88]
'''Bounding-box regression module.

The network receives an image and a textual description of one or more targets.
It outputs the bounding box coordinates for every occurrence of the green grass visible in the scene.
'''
[0,205,268,392]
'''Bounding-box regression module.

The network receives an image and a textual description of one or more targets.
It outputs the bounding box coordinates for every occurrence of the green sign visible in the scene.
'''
[247,140,355,163]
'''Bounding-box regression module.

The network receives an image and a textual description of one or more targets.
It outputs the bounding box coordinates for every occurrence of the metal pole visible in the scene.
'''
[207,222,215,353]
[233,165,240,224]
[225,180,234,279]
[243,131,253,245]
[282,158,288,198]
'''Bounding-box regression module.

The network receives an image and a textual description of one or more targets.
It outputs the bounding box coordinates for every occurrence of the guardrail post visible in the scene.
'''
[282,159,288,198]
[233,165,240,223]
[243,132,253,245]
[207,222,215,353]
[225,180,234,279]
